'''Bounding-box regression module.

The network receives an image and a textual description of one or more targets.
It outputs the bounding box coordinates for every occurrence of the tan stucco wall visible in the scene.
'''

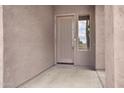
[95,6,105,70]
[3,6,54,88]
[0,5,3,88]
[114,6,124,87]
[54,5,95,68]
[105,5,124,88]
[105,6,115,88]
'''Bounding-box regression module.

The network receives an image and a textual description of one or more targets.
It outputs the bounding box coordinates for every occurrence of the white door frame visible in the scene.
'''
[54,13,76,64]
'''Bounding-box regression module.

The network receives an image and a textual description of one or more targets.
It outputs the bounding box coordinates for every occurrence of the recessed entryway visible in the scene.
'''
[0,5,106,88]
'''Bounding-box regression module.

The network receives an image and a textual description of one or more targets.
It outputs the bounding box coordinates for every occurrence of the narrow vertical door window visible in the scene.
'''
[78,15,90,50]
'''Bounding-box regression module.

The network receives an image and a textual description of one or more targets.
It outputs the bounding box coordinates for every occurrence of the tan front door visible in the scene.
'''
[56,15,74,63]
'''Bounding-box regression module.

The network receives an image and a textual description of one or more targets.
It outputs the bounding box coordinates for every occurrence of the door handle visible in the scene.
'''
[72,38,76,49]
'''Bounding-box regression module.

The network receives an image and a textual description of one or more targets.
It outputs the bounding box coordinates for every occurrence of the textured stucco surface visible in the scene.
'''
[105,5,124,88]
[3,6,54,87]
[114,6,124,87]
[54,6,95,68]
[105,6,115,88]
[0,6,3,88]
[95,6,105,70]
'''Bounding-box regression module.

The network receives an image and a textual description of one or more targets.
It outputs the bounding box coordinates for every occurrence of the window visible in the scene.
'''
[78,15,90,50]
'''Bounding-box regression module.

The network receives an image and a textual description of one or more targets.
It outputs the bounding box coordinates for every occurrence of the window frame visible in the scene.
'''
[77,15,90,51]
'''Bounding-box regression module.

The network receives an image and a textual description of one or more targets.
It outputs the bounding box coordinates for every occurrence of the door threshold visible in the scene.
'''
[57,62,74,65]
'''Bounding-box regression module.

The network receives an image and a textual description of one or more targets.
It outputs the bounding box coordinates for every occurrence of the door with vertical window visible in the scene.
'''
[75,15,90,66]
[56,15,90,65]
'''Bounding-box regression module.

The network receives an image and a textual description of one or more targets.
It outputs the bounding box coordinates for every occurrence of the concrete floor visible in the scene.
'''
[19,64,103,88]
[97,70,105,87]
